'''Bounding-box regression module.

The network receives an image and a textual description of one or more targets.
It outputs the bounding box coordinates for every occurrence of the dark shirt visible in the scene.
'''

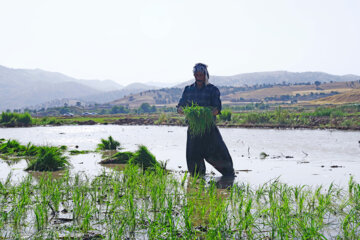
[177,82,222,112]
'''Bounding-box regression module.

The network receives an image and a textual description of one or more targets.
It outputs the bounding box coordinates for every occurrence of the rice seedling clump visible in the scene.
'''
[183,104,214,136]
[129,145,160,170]
[0,139,39,157]
[97,136,121,150]
[100,151,134,164]
[26,146,70,171]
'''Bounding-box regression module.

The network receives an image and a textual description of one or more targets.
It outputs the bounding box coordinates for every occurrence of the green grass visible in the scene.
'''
[24,104,360,130]
[218,109,232,122]
[0,112,32,127]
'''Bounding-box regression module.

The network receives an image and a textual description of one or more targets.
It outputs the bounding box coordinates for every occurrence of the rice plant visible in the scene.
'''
[100,151,134,164]
[183,104,214,136]
[26,146,70,171]
[1,153,360,239]
[128,145,160,170]
[69,150,91,155]
[97,136,121,150]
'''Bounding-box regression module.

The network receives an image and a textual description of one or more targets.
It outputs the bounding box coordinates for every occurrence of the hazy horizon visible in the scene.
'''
[1,0,359,85]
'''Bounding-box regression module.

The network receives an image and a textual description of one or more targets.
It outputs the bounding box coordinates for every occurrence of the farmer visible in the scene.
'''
[177,63,235,177]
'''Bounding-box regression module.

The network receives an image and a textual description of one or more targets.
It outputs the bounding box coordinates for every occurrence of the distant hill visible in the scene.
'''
[0,65,131,110]
[309,89,360,105]
[222,81,360,102]
[76,79,123,92]
[123,82,159,90]
[79,88,149,104]
[1,65,359,110]
[110,80,360,107]
[176,71,360,88]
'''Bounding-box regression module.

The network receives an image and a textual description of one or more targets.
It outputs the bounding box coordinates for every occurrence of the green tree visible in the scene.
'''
[138,103,156,113]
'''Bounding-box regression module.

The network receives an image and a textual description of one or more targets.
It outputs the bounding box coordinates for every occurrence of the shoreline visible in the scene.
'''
[1,119,359,131]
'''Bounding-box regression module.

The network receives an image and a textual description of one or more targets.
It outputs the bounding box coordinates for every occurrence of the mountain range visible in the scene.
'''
[0,65,163,110]
[0,65,359,110]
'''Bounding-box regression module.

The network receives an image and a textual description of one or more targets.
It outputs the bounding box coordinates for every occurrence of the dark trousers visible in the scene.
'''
[186,125,235,177]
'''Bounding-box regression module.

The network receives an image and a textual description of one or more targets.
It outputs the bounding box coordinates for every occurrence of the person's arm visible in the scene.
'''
[212,108,219,116]
[211,87,222,116]
[176,86,188,115]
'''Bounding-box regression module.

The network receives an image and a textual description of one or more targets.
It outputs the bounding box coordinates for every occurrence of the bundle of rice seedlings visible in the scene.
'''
[97,136,121,150]
[69,150,91,155]
[0,139,22,155]
[183,104,214,137]
[21,142,39,156]
[26,146,70,171]
[100,151,134,164]
[129,145,160,170]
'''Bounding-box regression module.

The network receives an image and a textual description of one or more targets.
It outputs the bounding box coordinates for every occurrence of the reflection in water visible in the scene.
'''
[215,175,236,189]
[100,163,127,172]
[27,170,67,182]
[1,157,26,166]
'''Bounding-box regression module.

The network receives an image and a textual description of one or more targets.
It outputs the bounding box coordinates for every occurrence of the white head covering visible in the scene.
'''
[193,63,209,85]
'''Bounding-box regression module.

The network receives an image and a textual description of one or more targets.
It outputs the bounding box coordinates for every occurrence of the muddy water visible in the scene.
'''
[0,125,359,186]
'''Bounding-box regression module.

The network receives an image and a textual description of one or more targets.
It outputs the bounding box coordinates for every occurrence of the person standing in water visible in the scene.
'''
[177,63,235,177]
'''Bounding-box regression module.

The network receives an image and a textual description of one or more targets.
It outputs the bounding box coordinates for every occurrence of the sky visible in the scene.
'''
[0,0,359,85]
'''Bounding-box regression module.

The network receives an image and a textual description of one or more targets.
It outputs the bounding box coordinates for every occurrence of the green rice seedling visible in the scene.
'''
[69,150,91,155]
[0,139,21,155]
[3,159,360,239]
[100,151,134,164]
[34,203,47,231]
[97,136,121,150]
[26,146,70,171]
[22,142,39,156]
[80,201,93,233]
[183,104,214,137]
[128,145,160,170]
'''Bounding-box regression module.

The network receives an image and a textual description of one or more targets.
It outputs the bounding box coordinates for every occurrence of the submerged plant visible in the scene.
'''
[260,152,269,159]
[129,145,160,170]
[26,146,70,171]
[69,150,91,155]
[183,104,214,136]
[97,136,121,150]
[100,151,134,164]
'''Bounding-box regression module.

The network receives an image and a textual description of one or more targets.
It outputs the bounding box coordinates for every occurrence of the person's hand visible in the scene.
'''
[177,107,184,114]
[212,108,219,116]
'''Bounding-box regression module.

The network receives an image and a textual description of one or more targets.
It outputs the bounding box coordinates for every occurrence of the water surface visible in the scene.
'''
[1,125,359,186]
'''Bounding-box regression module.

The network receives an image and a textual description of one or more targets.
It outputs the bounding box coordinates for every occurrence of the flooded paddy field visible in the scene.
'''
[0,125,359,186]
[1,125,360,239]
